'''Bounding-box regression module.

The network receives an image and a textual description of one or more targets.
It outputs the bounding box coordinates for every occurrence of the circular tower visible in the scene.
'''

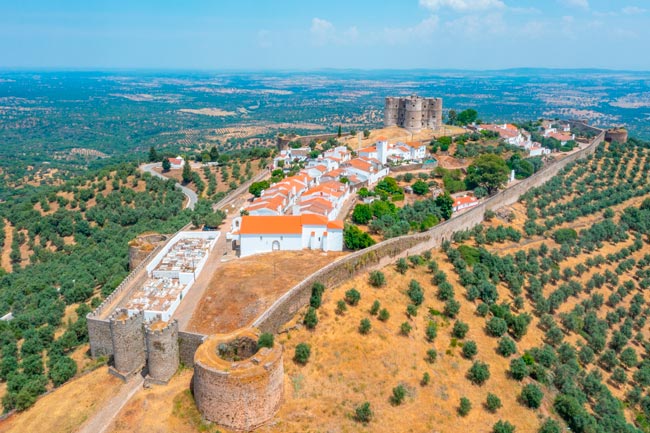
[384,97,399,127]
[193,328,284,431]
[433,98,443,129]
[109,308,146,375]
[605,128,628,144]
[145,317,179,384]
[404,96,423,132]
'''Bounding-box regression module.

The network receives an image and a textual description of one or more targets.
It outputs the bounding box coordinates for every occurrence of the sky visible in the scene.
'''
[1,0,649,70]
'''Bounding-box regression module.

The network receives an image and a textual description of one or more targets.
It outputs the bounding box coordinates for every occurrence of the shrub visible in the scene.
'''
[407,280,424,306]
[359,318,372,335]
[553,228,577,244]
[421,372,430,386]
[310,282,325,309]
[336,300,347,315]
[462,341,478,359]
[391,384,407,405]
[345,288,361,306]
[486,317,508,337]
[378,308,390,321]
[425,322,437,341]
[486,393,502,413]
[477,303,489,317]
[294,343,311,364]
[370,300,381,315]
[458,397,472,416]
[497,337,517,357]
[303,307,318,329]
[257,333,274,349]
[437,282,455,301]
[401,322,412,336]
[406,304,418,318]
[396,258,409,275]
[520,384,543,409]
[444,299,461,318]
[452,321,469,339]
[468,361,490,385]
[493,420,515,433]
[369,271,386,287]
[538,419,561,433]
[426,348,437,363]
[354,401,372,424]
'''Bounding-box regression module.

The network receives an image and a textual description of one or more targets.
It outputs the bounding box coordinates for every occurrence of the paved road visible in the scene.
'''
[140,163,198,210]
[75,374,144,433]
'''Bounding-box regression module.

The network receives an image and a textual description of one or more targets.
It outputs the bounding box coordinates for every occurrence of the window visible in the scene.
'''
[260,236,262,240]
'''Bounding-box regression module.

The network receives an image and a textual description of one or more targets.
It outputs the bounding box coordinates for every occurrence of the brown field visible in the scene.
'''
[0,367,121,433]
[187,250,348,334]
[341,125,466,152]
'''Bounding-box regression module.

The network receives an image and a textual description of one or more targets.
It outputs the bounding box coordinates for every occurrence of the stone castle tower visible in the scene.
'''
[145,317,180,384]
[384,95,443,132]
[109,309,146,377]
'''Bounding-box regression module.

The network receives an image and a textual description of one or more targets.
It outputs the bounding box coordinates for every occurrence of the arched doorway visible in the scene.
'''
[272,240,280,251]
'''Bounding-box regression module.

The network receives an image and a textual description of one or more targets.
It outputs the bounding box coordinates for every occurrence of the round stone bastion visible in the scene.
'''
[192,328,284,431]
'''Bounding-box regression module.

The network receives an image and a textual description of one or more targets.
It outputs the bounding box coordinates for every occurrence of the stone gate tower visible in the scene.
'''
[384,94,443,132]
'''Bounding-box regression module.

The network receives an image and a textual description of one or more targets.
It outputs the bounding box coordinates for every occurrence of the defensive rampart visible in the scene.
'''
[253,131,604,333]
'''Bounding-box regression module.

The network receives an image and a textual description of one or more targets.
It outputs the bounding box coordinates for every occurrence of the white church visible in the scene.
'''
[227,214,344,257]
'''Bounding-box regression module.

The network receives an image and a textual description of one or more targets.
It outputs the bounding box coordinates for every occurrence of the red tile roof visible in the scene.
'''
[240,216,303,235]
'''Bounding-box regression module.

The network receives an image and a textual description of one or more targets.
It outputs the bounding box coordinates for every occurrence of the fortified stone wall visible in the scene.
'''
[254,131,605,333]
[178,331,206,367]
[145,319,179,384]
[192,329,284,432]
[110,309,146,375]
[384,95,443,131]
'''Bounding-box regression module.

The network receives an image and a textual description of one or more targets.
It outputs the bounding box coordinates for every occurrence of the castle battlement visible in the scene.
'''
[384,94,443,132]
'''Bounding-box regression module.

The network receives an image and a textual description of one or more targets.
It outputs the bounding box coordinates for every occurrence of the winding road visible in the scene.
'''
[140,163,198,210]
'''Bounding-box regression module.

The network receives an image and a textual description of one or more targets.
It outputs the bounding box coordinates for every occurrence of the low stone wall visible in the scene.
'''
[178,331,206,367]
[253,131,605,333]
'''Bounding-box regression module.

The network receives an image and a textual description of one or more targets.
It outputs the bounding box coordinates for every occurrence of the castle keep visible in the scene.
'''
[384,95,443,132]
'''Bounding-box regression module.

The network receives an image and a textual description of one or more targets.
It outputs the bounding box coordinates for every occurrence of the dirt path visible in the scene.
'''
[76,375,144,433]
[0,221,12,273]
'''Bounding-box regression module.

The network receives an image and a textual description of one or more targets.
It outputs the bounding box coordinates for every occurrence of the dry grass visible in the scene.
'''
[187,250,347,334]
[0,367,121,433]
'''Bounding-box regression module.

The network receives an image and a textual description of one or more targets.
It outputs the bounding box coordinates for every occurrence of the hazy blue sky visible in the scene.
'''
[1,0,649,70]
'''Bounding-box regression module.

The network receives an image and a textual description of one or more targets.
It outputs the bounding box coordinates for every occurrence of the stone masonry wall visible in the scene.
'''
[254,131,604,333]
[145,320,179,383]
[178,331,206,367]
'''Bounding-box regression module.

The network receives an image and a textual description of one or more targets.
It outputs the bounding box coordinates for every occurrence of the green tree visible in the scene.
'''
[396,257,409,275]
[359,318,372,335]
[345,288,361,306]
[497,337,517,357]
[538,419,561,433]
[337,125,342,138]
[369,271,386,287]
[344,225,376,250]
[400,322,412,336]
[391,384,407,405]
[303,307,318,329]
[486,393,502,413]
[148,146,158,162]
[458,397,472,416]
[457,109,478,125]
[520,384,543,409]
[435,192,454,220]
[370,300,381,315]
[462,341,478,359]
[452,321,469,339]
[378,308,390,321]
[468,361,490,385]
[412,180,429,195]
[248,180,270,197]
[209,146,219,161]
[352,204,373,224]
[181,160,193,184]
[294,343,311,365]
[493,420,515,433]
[162,158,171,172]
[466,154,510,194]
[447,109,458,125]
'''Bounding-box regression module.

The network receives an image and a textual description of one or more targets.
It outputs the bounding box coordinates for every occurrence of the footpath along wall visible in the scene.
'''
[253,129,605,333]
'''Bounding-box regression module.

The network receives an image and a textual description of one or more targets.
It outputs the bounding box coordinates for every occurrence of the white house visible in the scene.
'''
[452,195,480,212]
[229,214,344,257]
[479,124,526,147]
[343,157,389,186]
[169,156,185,169]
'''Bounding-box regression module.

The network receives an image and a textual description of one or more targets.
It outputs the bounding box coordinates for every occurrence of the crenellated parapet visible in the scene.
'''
[109,308,146,376]
[145,317,179,384]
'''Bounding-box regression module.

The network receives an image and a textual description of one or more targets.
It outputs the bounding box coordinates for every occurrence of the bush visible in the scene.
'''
[462,341,478,359]
[493,420,515,433]
[437,282,454,301]
[468,361,490,385]
[426,348,437,363]
[458,397,472,416]
[406,304,418,318]
[378,308,390,321]
[303,307,318,329]
[391,384,407,405]
[400,322,412,336]
[370,300,381,315]
[497,337,517,357]
[257,333,274,349]
[407,280,424,306]
[345,288,361,306]
[553,228,577,244]
[310,282,325,309]
[477,303,489,317]
[369,271,386,287]
[294,343,311,364]
[538,419,561,433]
[354,401,372,423]
[486,393,502,413]
[486,317,508,337]
[425,322,437,341]
[452,321,469,339]
[359,318,372,335]
[520,383,543,409]
[421,372,430,386]
[396,258,409,274]
[336,300,347,315]
[344,225,376,250]
[444,299,461,318]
